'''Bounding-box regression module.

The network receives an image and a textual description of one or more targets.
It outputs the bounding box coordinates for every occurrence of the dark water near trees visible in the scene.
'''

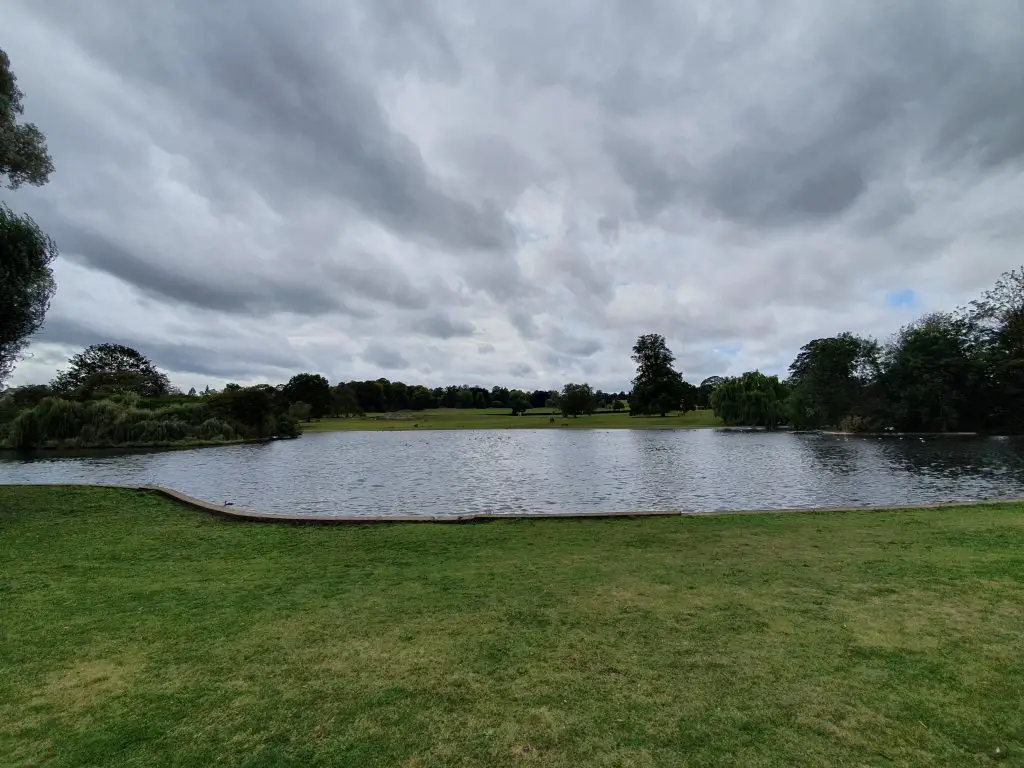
[2,430,1024,518]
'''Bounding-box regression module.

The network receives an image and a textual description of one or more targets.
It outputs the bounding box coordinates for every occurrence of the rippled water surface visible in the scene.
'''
[3,430,1024,517]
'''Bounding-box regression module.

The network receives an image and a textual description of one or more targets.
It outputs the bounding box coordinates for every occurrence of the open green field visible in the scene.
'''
[2,487,1023,767]
[300,407,723,432]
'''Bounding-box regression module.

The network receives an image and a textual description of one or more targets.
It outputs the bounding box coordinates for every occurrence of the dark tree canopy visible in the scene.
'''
[0,204,57,383]
[559,382,596,417]
[629,333,685,416]
[710,372,788,429]
[787,333,880,429]
[1,49,54,189]
[0,49,57,384]
[695,376,725,409]
[282,373,331,419]
[881,313,984,433]
[50,344,171,398]
[331,384,361,417]
[509,389,531,415]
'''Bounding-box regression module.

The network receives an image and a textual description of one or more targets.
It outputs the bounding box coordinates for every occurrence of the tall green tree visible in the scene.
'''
[1,49,57,384]
[282,373,331,419]
[408,385,433,410]
[787,333,881,428]
[50,344,170,398]
[881,313,985,432]
[0,206,57,383]
[559,382,596,417]
[629,333,685,416]
[331,384,361,417]
[695,376,724,409]
[969,266,1024,431]
[509,389,531,415]
[1,49,53,189]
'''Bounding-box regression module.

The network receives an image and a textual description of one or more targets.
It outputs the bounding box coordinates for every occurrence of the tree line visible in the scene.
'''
[0,333,693,448]
[0,344,301,449]
[708,267,1024,433]
[271,377,635,421]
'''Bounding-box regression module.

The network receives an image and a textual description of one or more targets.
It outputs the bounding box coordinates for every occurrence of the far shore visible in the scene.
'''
[298,407,723,432]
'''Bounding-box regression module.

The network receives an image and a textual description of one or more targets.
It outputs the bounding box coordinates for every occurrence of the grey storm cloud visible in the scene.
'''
[417,313,476,339]
[3,0,1024,393]
[509,363,534,378]
[36,316,307,379]
[361,344,410,371]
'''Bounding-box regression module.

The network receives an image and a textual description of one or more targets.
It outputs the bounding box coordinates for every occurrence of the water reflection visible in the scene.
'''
[2,431,1023,518]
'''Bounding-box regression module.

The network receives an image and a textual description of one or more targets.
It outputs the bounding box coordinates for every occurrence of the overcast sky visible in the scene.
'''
[3,1,1023,392]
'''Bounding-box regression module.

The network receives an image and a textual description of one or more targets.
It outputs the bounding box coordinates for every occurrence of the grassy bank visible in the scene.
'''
[2,487,1023,767]
[300,407,723,432]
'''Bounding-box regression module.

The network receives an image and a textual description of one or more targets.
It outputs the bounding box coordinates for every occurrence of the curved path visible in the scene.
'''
[5,483,1021,524]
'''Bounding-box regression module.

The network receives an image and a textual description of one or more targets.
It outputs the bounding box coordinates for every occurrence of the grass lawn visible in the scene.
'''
[300,407,723,432]
[2,487,1023,767]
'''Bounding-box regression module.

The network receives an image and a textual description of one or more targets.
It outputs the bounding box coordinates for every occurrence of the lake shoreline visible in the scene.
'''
[4,482,1022,524]
[0,434,297,457]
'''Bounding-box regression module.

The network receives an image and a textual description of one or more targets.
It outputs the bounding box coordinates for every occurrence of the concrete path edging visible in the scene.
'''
[5,482,1024,524]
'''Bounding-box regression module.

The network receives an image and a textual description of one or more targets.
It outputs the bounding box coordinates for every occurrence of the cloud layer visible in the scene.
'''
[4,0,1023,391]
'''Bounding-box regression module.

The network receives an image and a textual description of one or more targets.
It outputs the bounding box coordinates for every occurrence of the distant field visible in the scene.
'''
[299,407,723,432]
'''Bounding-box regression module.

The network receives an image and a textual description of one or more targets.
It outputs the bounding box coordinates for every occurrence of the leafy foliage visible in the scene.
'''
[787,333,881,428]
[0,49,54,189]
[51,344,171,398]
[629,333,685,415]
[331,384,362,417]
[288,401,312,422]
[710,372,788,429]
[509,389,531,415]
[282,373,331,419]
[559,382,596,417]
[3,380,299,449]
[0,204,57,383]
[881,313,985,432]
[0,49,56,384]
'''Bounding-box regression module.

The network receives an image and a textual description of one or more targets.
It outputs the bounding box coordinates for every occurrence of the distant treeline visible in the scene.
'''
[264,378,634,421]
[709,267,1024,433]
[5,266,1024,446]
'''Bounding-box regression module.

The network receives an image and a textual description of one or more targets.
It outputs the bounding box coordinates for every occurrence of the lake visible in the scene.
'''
[2,430,1023,518]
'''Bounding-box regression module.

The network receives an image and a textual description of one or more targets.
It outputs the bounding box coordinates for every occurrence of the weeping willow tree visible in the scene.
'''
[709,372,789,429]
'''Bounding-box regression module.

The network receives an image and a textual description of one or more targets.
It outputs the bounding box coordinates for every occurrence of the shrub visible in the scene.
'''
[197,418,236,441]
[275,414,300,439]
[1,389,296,448]
[8,409,41,449]
[838,415,881,433]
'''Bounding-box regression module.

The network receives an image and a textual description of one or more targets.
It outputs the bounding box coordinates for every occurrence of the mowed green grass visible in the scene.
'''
[2,487,1023,767]
[300,407,723,432]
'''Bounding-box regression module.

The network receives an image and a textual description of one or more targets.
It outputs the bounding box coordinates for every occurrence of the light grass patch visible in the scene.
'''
[42,657,140,711]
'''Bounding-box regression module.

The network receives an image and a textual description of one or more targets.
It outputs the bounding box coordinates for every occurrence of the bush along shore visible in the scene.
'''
[0,388,299,450]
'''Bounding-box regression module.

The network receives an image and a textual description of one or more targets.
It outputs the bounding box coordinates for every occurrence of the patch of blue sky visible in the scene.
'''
[885,288,917,309]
